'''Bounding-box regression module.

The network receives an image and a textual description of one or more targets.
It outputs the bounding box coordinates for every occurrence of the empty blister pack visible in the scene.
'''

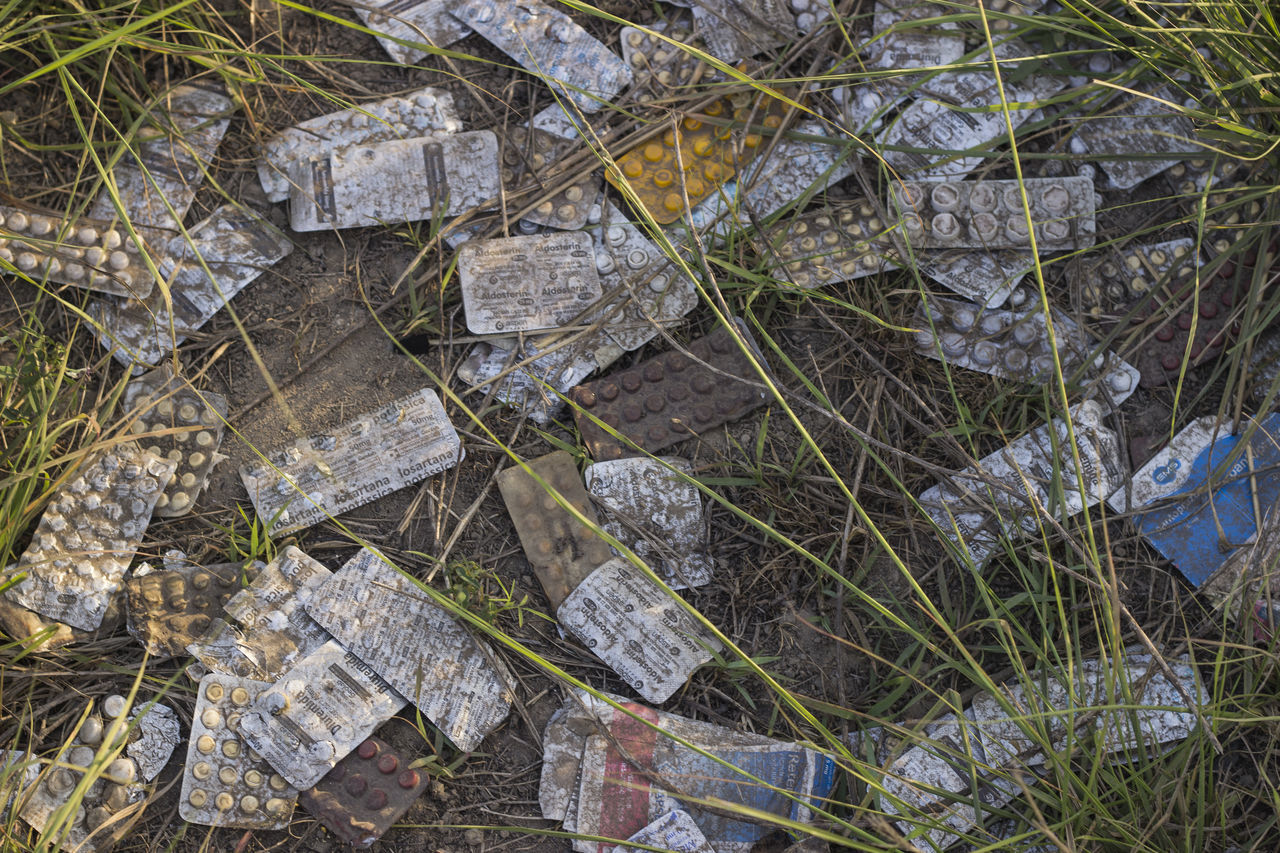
[124,557,248,657]
[570,320,772,461]
[353,0,471,64]
[123,700,181,783]
[89,82,232,233]
[497,450,613,609]
[240,388,462,535]
[881,97,1042,180]
[93,204,293,368]
[451,0,632,112]
[299,721,433,848]
[919,400,1126,568]
[502,125,600,230]
[458,232,603,334]
[611,810,716,853]
[303,549,516,752]
[289,131,500,232]
[688,0,798,61]
[1067,87,1197,190]
[912,296,1139,405]
[893,176,1096,251]
[239,639,407,791]
[4,444,176,631]
[257,87,461,202]
[916,249,1034,307]
[620,14,721,103]
[1075,237,1200,319]
[1163,156,1244,198]
[584,457,713,590]
[123,365,226,516]
[765,199,899,289]
[179,674,298,828]
[0,204,154,297]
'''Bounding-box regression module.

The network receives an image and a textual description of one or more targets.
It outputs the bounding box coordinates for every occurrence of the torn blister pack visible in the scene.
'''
[915,249,1034,307]
[687,0,798,62]
[610,810,716,853]
[1066,86,1197,190]
[179,674,298,828]
[764,199,899,289]
[584,456,713,590]
[620,13,722,103]
[89,82,232,234]
[912,296,1139,406]
[450,0,632,112]
[0,204,155,298]
[302,548,515,752]
[257,86,461,202]
[570,320,772,461]
[496,450,613,610]
[458,232,603,334]
[892,176,1096,251]
[239,388,462,535]
[92,204,293,369]
[187,546,332,681]
[124,555,252,658]
[299,720,433,849]
[289,131,500,232]
[238,639,407,791]
[915,36,1067,108]
[919,400,1126,568]
[3,444,176,632]
[502,125,601,230]
[123,365,226,516]
[1074,237,1201,320]
[352,0,471,64]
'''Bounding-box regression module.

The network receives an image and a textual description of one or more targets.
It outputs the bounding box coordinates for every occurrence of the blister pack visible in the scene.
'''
[239,388,462,535]
[458,232,603,334]
[179,674,298,828]
[497,450,612,609]
[765,199,899,289]
[1163,156,1244,199]
[620,14,720,103]
[302,548,516,752]
[353,0,471,64]
[915,249,1034,307]
[583,456,713,589]
[502,125,601,230]
[257,87,461,201]
[124,700,182,783]
[289,131,500,232]
[1074,237,1200,319]
[124,557,248,657]
[570,320,772,461]
[688,0,798,62]
[450,0,633,112]
[610,810,716,853]
[0,204,154,297]
[881,98,1043,180]
[1066,87,1197,190]
[4,444,176,631]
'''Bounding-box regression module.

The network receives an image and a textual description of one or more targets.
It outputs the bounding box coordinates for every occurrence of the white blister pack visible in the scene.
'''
[688,0,798,62]
[353,0,472,64]
[882,98,1044,180]
[1068,86,1197,190]
[458,232,603,334]
[915,249,1033,308]
[0,204,155,298]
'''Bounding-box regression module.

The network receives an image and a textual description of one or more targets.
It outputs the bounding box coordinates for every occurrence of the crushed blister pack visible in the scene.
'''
[892,176,1097,251]
[765,199,899,289]
[912,296,1139,405]
[124,557,249,657]
[92,204,293,368]
[1067,86,1198,190]
[570,320,772,461]
[239,388,462,535]
[916,249,1034,307]
[1074,237,1200,319]
[298,720,433,849]
[3,444,176,632]
[451,0,633,112]
[352,0,472,64]
[89,82,232,233]
[496,450,613,610]
[916,36,1067,107]
[458,232,603,334]
[688,0,798,62]
[257,87,461,202]
[123,365,226,516]
[238,639,407,791]
[919,400,1126,568]
[584,456,713,590]
[288,131,500,232]
[881,97,1043,180]
[179,673,299,828]
[502,125,601,230]
[302,548,516,752]
[0,204,155,297]
[125,701,181,783]
[620,14,721,103]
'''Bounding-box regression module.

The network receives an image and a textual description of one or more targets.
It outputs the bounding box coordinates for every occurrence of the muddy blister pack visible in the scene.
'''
[303,548,516,752]
[765,199,899,289]
[620,13,722,103]
[92,204,293,368]
[179,674,298,828]
[502,125,601,230]
[557,557,721,704]
[584,456,713,590]
[458,232,603,334]
[258,86,461,202]
[353,0,471,64]
[496,450,613,609]
[450,0,632,112]
[3,444,176,632]
[915,36,1067,108]
[917,249,1035,308]
[610,810,716,853]
[122,365,226,516]
[289,131,500,232]
[238,639,407,791]
[0,204,155,298]
[1067,86,1197,190]
[912,296,1139,406]
[1163,155,1244,198]
[124,555,253,658]
[686,0,798,62]
[892,176,1096,252]
[881,97,1044,180]
[89,82,232,234]
[1074,237,1201,320]
[299,720,433,848]
[240,387,462,535]
[570,320,772,461]
[187,546,333,681]
[919,400,1126,569]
